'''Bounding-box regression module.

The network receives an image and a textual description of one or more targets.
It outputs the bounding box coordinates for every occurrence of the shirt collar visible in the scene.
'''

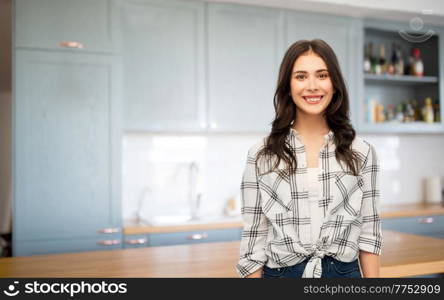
[289,127,334,144]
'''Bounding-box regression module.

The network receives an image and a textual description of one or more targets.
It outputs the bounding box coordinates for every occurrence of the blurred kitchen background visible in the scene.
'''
[1,0,444,265]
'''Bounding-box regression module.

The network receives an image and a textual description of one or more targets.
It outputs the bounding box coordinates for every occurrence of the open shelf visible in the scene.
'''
[359,121,444,134]
[364,74,438,85]
[359,23,443,133]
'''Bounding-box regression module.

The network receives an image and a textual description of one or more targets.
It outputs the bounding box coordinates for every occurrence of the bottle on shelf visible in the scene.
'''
[376,44,386,75]
[404,101,415,122]
[422,97,434,123]
[433,100,440,123]
[411,99,422,121]
[377,103,385,122]
[395,103,404,123]
[405,50,413,75]
[364,43,371,73]
[394,46,404,76]
[369,42,377,74]
[411,48,424,77]
[368,98,377,123]
[387,43,396,75]
[386,104,395,122]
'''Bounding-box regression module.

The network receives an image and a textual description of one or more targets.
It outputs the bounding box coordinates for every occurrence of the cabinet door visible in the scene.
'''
[208,3,284,132]
[285,12,360,127]
[14,0,116,53]
[13,50,122,256]
[116,0,206,131]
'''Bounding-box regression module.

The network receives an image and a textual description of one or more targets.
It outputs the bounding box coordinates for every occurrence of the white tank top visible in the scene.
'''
[307,167,322,245]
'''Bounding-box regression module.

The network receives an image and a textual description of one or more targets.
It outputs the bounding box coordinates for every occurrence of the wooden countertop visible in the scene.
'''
[123,203,444,235]
[1,230,443,278]
[380,203,444,219]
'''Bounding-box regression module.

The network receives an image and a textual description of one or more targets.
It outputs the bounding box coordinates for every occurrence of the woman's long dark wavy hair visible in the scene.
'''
[257,39,361,176]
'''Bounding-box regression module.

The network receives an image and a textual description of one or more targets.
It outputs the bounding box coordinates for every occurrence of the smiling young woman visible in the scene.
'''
[236,39,382,278]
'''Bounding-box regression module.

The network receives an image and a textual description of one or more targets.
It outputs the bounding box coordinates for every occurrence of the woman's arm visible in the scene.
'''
[245,268,263,278]
[358,143,383,277]
[235,148,269,278]
[359,250,380,278]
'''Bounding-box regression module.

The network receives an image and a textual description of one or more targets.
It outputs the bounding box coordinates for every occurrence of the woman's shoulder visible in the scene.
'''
[246,136,268,158]
[351,135,376,156]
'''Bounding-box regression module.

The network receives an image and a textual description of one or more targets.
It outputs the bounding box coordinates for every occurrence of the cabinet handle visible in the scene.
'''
[125,238,148,245]
[97,239,121,246]
[186,233,208,240]
[98,227,121,234]
[417,217,434,224]
[59,41,84,49]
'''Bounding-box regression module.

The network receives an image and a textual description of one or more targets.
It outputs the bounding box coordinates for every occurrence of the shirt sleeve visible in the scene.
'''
[358,143,383,255]
[235,148,269,278]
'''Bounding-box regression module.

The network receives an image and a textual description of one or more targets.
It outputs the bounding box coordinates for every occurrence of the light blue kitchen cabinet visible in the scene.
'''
[13,49,123,256]
[207,3,284,132]
[382,215,444,239]
[285,12,361,127]
[115,0,206,132]
[148,227,242,247]
[14,0,117,53]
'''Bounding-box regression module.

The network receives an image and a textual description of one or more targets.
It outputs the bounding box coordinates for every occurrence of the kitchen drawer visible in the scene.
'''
[382,215,444,239]
[123,234,149,249]
[14,236,122,256]
[148,228,242,247]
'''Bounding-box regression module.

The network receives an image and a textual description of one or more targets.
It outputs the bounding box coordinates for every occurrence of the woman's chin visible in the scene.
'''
[297,107,326,116]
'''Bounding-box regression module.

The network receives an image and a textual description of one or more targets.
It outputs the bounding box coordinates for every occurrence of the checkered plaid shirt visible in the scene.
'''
[236,128,382,278]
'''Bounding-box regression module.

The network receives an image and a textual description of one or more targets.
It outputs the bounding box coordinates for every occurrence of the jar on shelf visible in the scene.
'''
[422,97,434,123]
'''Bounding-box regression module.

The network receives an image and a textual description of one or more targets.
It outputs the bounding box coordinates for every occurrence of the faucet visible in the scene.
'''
[136,186,151,225]
[189,162,201,220]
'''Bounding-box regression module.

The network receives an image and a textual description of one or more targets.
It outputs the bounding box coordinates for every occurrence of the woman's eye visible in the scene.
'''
[318,73,329,79]
[295,74,306,80]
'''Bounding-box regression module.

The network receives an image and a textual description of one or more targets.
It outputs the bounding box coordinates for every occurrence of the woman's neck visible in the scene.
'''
[292,114,330,137]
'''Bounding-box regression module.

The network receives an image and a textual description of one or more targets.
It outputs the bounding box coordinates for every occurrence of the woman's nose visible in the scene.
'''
[306,77,319,91]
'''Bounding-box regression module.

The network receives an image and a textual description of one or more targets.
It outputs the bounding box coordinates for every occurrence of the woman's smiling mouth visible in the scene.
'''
[302,95,323,104]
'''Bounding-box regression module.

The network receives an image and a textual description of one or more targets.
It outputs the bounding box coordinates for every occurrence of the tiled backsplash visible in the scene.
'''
[122,133,261,223]
[122,132,444,222]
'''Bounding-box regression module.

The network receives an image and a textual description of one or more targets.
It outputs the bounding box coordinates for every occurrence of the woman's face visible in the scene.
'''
[290,51,335,117]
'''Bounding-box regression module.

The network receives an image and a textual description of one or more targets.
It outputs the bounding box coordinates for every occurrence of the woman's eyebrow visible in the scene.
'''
[292,69,328,74]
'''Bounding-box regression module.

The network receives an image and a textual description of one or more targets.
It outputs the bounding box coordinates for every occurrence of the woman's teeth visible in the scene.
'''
[303,96,323,103]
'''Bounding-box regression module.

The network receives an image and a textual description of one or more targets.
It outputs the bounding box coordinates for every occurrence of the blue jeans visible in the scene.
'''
[262,256,362,278]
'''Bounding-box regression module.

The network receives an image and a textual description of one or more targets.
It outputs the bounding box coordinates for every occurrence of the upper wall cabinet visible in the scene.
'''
[14,0,117,53]
[116,0,206,132]
[285,12,360,127]
[207,3,284,132]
